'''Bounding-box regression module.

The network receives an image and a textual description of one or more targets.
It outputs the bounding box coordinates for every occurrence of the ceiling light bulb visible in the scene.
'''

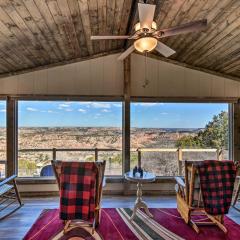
[134,22,141,32]
[152,21,157,30]
[134,37,157,53]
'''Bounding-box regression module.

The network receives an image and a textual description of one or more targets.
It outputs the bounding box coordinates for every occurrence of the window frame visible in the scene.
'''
[3,95,235,182]
[0,97,7,178]
[130,100,233,177]
[16,97,124,178]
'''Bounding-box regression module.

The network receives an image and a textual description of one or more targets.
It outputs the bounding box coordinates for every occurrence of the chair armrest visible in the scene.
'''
[175,176,185,188]
[0,175,17,187]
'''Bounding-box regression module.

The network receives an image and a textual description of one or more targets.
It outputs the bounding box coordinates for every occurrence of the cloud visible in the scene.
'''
[26,107,38,112]
[78,102,92,105]
[78,102,121,109]
[91,103,111,108]
[58,103,70,108]
[38,110,56,113]
[113,103,122,108]
[135,103,157,107]
[77,102,111,109]
[78,109,86,113]
[160,112,168,115]
[58,103,72,110]
[102,109,111,113]
[65,108,73,112]
[135,103,164,107]
[0,109,6,112]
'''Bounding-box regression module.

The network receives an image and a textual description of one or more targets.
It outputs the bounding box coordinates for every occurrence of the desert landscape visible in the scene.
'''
[14,126,227,177]
[0,118,228,178]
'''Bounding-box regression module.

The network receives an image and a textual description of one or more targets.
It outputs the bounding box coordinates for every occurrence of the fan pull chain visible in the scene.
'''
[143,52,149,88]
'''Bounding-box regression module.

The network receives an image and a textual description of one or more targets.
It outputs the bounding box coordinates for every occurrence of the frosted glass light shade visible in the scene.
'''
[134,21,157,31]
[134,37,157,53]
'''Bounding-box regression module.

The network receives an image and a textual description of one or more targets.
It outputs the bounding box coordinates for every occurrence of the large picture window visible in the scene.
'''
[18,101,122,177]
[0,101,6,178]
[130,103,229,176]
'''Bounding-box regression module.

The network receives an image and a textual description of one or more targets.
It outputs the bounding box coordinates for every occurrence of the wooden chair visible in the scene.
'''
[175,160,228,234]
[51,160,106,233]
[232,165,240,211]
[0,175,23,220]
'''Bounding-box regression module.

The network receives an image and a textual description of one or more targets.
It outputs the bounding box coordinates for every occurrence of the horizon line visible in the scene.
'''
[0,126,203,129]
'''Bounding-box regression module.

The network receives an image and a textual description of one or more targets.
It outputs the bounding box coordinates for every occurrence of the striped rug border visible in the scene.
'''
[117,208,184,240]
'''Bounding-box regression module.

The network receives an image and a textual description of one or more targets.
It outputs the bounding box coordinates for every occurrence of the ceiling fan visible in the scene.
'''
[91,3,207,61]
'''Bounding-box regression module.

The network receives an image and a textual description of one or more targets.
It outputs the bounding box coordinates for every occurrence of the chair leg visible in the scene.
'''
[92,219,95,235]
[0,204,22,220]
[64,220,71,234]
[207,214,227,234]
[233,180,240,206]
[95,208,100,227]
[189,220,200,234]
[13,179,23,206]
[0,182,23,221]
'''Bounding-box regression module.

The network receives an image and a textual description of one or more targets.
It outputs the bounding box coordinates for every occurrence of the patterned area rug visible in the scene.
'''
[23,208,240,240]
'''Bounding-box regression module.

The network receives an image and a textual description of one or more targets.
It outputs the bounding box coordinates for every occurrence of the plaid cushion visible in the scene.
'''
[60,162,97,222]
[197,160,236,215]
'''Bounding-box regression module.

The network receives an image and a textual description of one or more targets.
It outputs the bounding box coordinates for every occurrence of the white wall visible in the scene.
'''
[131,54,240,98]
[0,54,124,96]
[0,53,239,98]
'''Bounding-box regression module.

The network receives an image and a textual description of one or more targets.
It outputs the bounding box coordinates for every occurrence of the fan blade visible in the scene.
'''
[155,19,207,38]
[155,42,176,57]
[118,45,135,61]
[138,3,156,30]
[91,35,130,40]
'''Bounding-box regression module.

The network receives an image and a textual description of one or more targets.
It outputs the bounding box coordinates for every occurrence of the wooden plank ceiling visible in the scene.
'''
[0,0,239,80]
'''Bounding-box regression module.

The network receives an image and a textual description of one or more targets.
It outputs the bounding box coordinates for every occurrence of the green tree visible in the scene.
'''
[176,111,228,149]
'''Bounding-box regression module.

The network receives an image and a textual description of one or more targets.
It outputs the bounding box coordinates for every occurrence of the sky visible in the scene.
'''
[0,101,228,128]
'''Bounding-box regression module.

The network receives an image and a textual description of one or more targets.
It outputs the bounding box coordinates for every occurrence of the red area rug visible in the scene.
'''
[23,208,240,240]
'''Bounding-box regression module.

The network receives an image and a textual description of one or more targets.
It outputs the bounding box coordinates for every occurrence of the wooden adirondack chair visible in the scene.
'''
[232,172,240,211]
[175,160,229,234]
[0,175,23,220]
[51,160,106,233]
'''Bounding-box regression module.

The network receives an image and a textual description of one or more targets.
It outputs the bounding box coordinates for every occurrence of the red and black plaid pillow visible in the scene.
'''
[60,162,97,222]
[198,160,236,215]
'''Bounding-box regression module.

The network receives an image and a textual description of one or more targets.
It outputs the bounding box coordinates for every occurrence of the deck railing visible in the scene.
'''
[0,147,224,176]
[136,148,223,175]
[18,147,121,162]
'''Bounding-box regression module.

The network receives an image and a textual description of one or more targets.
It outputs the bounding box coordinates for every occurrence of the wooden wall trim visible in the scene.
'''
[6,98,18,177]
[4,95,123,101]
[122,57,131,174]
[233,102,240,164]
[1,95,237,103]
[131,96,239,103]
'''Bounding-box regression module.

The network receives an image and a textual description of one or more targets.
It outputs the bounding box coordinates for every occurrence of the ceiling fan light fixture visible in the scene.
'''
[152,21,157,30]
[134,37,157,53]
[134,22,141,32]
[135,21,157,32]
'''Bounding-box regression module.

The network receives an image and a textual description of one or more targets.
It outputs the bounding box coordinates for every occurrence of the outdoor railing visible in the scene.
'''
[136,148,223,175]
[18,147,121,162]
[0,147,224,176]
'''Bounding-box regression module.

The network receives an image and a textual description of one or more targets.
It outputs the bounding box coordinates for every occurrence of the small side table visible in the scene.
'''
[124,171,156,220]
